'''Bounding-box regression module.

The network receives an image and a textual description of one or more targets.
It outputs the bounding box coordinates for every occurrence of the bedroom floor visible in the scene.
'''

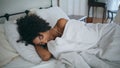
[86,17,111,24]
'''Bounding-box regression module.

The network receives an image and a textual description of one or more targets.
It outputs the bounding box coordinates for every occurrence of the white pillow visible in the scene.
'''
[0,24,4,33]
[0,24,18,67]
[4,21,42,64]
[29,7,70,27]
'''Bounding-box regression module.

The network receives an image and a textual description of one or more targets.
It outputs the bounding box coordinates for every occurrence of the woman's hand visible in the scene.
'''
[34,45,52,61]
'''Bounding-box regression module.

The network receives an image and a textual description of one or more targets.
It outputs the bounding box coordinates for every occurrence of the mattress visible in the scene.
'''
[2,56,56,68]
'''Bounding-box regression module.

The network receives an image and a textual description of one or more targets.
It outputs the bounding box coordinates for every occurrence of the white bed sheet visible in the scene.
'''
[48,20,120,68]
[2,56,56,68]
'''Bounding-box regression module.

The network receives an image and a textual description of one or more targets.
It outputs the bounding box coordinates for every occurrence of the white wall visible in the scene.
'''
[0,0,51,15]
[0,0,109,21]
[0,0,54,23]
[59,0,88,16]
[0,0,89,23]
[58,0,107,18]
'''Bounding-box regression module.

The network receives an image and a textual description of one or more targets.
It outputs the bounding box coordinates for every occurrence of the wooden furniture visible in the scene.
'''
[88,0,106,23]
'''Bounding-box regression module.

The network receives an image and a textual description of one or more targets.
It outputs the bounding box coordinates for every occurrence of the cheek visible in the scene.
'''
[33,37,40,45]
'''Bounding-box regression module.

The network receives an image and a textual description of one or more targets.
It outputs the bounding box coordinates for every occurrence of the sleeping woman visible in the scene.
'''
[16,14,119,63]
[17,14,67,61]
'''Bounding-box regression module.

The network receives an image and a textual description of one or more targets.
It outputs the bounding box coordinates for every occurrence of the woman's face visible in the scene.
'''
[33,32,49,46]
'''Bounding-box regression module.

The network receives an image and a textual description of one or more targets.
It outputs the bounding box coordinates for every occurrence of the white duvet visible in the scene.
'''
[48,19,120,68]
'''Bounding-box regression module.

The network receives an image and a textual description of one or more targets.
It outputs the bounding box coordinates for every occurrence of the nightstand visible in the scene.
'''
[68,15,87,22]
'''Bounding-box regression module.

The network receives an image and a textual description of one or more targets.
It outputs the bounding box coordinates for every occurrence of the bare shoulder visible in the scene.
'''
[53,18,68,35]
[55,18,68,29]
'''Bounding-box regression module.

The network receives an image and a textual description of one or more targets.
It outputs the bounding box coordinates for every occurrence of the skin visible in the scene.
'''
[33,18,68,61]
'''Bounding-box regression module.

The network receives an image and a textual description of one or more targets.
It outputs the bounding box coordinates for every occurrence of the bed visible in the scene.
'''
[0,7,70,68]
[0,0,68,68]
[0,0,120,68]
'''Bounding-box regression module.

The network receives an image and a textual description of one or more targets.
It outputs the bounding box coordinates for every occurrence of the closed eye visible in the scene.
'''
[38,34,43,40]
[39,35,43,40]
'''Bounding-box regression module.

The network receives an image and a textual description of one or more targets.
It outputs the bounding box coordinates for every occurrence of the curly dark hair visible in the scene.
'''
[16,14,51,46]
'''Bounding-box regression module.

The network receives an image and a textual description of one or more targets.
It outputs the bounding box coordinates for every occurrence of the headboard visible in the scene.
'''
[0,0,53,21]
